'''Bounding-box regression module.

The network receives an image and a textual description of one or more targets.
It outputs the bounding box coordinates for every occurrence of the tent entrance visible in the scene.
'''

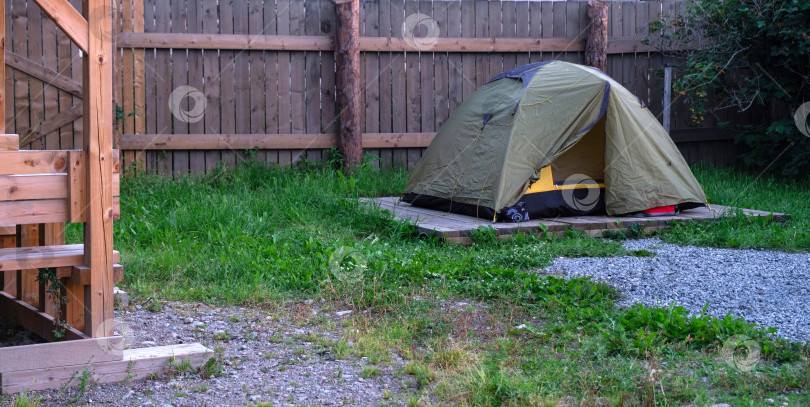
[501,116,607,221]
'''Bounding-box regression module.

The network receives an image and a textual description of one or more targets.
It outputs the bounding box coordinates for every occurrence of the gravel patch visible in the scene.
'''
[544,238,810,343]
[1,300,412,407]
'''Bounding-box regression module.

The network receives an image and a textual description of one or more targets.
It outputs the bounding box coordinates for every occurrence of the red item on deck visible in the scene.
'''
[642,205,676,216]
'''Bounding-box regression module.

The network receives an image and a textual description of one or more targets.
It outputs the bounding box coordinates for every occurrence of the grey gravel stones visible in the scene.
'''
[545,238,810,343]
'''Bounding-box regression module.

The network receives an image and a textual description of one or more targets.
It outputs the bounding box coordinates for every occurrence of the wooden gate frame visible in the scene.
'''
[0,0,211,393]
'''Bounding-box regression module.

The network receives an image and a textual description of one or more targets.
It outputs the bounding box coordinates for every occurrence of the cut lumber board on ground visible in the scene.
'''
[0,343,213,393]
[0,336,123,373]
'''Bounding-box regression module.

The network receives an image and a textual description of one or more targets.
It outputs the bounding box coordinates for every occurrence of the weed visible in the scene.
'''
[360,366,380,378]
[145,299,163,313]
[213,331,231,341]
[11,392,42,407]
[402,361,437,389]
[332,339,350,360]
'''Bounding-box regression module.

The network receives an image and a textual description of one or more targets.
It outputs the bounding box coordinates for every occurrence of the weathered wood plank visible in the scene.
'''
[0,336,123,373]
[1,343,212,393]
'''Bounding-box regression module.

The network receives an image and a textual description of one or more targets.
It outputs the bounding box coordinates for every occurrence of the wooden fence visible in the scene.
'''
[5,0,748,175]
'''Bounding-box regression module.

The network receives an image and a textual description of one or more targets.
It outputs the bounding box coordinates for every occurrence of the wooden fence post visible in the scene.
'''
[585,0,608,72]
[334,0,362,173]
[82,0,115,338]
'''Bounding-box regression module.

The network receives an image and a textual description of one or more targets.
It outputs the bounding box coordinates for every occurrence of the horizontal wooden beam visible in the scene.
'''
[116,33,658,54]
[119,133,437,150]
[30,0,88,53]
[0,151,69,175]
[0,174,67,201]
[0,199,70,225]
[117,33,332,51]
[0,336,123,373]
[0,291,87,343]
[1,343,213,393]
[0,244,120,271]
[5,52,83,97]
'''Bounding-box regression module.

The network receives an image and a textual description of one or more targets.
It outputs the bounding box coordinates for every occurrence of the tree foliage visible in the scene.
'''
[647,0,810,177]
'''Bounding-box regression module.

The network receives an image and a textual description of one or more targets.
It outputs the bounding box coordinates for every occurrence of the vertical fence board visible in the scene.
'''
[564,1,582,64]
[248,0,268,166]
[12,0,30,147]
[202,0,221,171]
[262,0,279,166]
[363,0,380,167]
[647,1,664,120]
[171,0,190,176]
[433,1,449,131]
[42,13,60,151]
[447,0,463,115]
[390,0,407,168]
[276,0,293,167]
[418,0,434,136]
[289,0,306,165]
[219,0,237,167]
[319,0,337,158]
[404,0,421,169]
[540,1,554,62]
[376,0,393,168]
[514,2,530,68]
[26,3,44,150]
[122,0,136,170]
[474,1,489,88]
[635,1,651,108]
[186,0,205,173]
[460,1,476,100]
[304,0,323,163]
[155,0,172,175]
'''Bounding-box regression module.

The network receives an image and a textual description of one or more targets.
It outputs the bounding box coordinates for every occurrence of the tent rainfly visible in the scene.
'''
[402,61,707,222]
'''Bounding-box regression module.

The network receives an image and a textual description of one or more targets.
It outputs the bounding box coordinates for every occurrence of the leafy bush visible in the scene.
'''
[647,0,810,177]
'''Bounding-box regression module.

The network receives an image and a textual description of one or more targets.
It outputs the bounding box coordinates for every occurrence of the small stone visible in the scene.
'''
[711,404,732,407]
[515,324,528,330]
[250,395,262,402]
[304,299,314,305]
[184,317,194,324]
[336,310,353,317]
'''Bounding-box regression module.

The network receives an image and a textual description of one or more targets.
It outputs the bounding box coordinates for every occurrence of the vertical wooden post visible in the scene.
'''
[334,0,362,173]
[663,66,672,134]
[585,0,608,72]
[0,0,4,135]
[83,0,115,338]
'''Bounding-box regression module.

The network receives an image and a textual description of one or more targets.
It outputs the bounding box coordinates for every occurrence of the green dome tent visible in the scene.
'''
[402,61,707,222]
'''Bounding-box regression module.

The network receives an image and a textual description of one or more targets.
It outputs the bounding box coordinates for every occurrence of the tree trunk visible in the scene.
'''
[334,0,362,173]
[586,0,608,72]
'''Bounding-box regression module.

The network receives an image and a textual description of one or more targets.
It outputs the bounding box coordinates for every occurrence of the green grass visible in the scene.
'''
[659,163,810,251]
[108,159,810,405]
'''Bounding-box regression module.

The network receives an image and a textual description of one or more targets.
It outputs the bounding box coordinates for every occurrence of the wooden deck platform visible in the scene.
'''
[363,197,789,243]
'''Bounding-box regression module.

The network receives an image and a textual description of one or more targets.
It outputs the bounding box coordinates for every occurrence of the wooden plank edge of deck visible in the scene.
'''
[363,198,791,242]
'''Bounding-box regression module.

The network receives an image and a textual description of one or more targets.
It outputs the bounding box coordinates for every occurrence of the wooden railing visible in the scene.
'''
[0,134,122,341]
